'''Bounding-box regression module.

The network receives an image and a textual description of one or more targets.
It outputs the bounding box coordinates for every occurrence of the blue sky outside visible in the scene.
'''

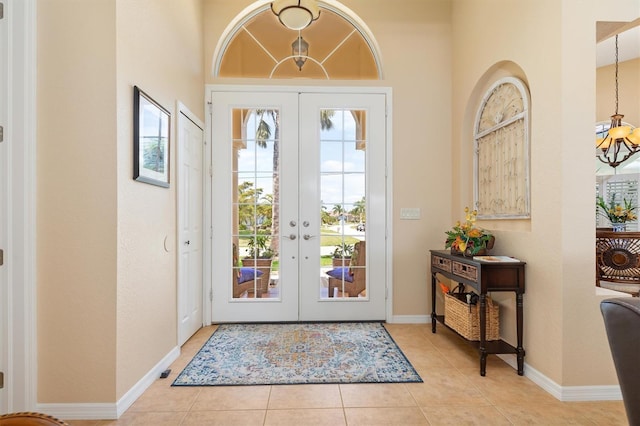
[236,109,366,215]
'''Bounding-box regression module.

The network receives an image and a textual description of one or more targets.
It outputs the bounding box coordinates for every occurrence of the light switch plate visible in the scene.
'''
[400,208,421,220]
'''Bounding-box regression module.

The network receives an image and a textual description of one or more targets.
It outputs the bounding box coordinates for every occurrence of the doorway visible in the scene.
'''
[207,87,390,323]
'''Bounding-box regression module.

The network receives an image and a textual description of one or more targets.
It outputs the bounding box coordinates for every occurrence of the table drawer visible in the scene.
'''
[453,261,478,282]
[432,254,452,273]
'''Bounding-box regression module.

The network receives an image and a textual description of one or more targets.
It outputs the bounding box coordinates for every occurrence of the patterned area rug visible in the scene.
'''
[172,322,422,386]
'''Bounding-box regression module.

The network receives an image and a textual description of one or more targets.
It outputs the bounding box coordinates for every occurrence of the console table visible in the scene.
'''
[430,250,526,376]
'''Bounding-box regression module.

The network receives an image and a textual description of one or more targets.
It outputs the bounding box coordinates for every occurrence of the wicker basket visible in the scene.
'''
[444,293,500,341]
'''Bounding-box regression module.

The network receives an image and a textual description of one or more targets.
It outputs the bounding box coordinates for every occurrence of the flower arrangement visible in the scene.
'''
[597,194,637,224]
[445,207,494,256]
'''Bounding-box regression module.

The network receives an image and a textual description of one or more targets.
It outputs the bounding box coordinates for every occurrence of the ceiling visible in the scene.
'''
[596,19,640,67]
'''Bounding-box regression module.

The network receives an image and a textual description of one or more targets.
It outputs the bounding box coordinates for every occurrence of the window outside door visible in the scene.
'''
[209,88,388,322]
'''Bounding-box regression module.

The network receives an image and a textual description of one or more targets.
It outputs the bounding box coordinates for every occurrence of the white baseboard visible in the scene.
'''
[497,354,622,402]
[389,314,430,324]
[37,345,181,420]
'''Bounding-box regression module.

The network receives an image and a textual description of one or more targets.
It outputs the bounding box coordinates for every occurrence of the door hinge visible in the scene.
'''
[209,165,212,177]
[0,371,4,389]
[0,3,4,20]
[0,249,3,266]
[209,226,213,239]
[207,101,212,114]
[0,126,4,143]
[209,288,213,302]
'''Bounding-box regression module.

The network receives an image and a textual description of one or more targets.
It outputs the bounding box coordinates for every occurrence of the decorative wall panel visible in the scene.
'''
[474,77,530,219]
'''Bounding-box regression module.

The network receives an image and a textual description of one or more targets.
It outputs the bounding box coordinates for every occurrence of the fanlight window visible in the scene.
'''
[215,4,381,80]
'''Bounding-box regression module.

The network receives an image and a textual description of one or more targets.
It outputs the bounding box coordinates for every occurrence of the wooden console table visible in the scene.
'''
[430,250,526,376]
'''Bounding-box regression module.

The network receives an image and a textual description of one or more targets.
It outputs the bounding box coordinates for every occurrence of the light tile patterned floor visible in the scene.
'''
[66,324,627,425]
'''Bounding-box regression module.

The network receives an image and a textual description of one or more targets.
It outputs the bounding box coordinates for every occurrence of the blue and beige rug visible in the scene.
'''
[172,322,422,386]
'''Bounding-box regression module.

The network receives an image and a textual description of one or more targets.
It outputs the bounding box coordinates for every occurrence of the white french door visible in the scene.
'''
[209,87,388,322]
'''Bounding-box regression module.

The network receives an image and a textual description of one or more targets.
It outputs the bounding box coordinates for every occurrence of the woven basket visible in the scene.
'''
[444,293,500,341]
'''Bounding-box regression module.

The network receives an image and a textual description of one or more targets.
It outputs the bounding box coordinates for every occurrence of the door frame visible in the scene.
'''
[176,101,205,346]
[4,0,38,411]
[203,84,393,324]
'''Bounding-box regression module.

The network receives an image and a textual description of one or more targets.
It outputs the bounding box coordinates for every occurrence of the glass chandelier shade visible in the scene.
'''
[292,35,309,70]
[596,35,640,168]
[271,0,320,30]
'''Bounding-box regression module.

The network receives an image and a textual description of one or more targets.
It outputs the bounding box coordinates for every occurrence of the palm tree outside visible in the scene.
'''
[254,109,335,256]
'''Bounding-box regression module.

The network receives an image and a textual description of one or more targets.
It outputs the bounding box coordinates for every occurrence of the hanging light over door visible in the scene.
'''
[292,35,309,70]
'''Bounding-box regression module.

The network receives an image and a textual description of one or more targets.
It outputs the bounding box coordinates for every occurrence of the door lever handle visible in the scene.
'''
[303,234,315,240]
[289,234,297,240]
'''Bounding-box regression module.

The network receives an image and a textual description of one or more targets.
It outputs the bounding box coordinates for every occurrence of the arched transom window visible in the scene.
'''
[213,1,382,80]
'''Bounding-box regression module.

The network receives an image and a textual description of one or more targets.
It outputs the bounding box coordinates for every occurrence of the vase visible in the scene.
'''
[612,223,627,232]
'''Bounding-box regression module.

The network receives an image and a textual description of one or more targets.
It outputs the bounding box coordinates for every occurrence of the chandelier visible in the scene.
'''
[292,35,309,70]
[271,0,320,31]
[596,34,640,168]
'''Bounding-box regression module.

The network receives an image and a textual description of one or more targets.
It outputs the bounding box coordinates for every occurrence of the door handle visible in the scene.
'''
[185,240,191,245]
[289,234,297,240]
[303,234,315,240]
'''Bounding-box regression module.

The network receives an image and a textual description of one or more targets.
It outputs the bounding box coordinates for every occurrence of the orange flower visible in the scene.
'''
[467,228,482,238]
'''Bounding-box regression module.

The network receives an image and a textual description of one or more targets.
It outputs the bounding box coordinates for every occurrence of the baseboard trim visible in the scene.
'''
[389,314,429,324]
[391,317,622,401]
[497,354,622,402]
[37,345,181,420]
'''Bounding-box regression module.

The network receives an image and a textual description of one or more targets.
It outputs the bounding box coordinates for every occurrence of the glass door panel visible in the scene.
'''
[233,111,278,300]
[319,109,367,299]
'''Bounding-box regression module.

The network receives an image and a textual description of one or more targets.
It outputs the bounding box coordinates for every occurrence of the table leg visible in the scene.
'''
[479,293,487,376]
[516,292,525,375]
[431,273,437,333]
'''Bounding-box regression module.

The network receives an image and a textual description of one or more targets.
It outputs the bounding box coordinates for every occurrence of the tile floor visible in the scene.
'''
[66,324,627,425]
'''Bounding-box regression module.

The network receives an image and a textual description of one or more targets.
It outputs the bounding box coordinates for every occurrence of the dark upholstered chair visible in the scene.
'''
[596,230,640,296]
[0,412,68,425]
[600,298,640,425]
[327,240,366,297]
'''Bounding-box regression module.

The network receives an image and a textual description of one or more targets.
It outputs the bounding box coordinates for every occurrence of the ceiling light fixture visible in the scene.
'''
[596,34,640,168]
[292,35,309,71]
[271,0,320,31]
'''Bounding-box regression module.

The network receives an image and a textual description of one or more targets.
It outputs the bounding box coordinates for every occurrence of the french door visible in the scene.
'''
[209,88,388,322]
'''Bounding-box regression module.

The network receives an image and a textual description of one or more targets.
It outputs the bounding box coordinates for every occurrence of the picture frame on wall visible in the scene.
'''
[133,85,170,188]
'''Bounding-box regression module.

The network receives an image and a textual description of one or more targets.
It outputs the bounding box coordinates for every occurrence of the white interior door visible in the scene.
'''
[209,87,388,323]
[177,108,204,345]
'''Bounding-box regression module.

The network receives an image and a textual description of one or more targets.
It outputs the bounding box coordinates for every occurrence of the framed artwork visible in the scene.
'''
[133,85,170,187]
[473,77,530,219]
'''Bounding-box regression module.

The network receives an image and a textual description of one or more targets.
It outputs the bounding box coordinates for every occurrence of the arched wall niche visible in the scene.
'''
[211,0,384,80]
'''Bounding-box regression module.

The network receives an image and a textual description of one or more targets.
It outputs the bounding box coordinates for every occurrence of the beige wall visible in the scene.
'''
[35,0,640,408]
[451,0,640,387]
[597,58,640,125]
[37,0,204,403]
[37,0,118,402]
[115,0,204,398]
